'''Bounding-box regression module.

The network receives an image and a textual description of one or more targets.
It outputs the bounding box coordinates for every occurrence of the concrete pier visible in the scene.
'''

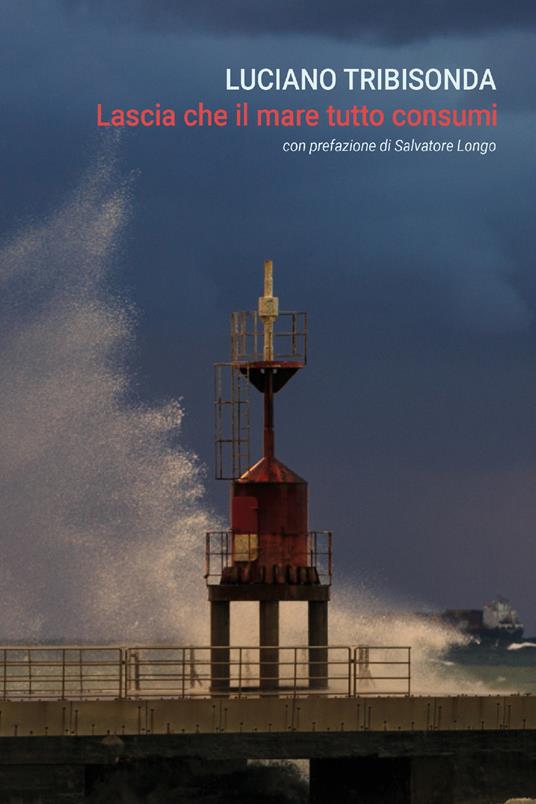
[1,731,536,802]
[1,697,536,801]
[0,731,536,804]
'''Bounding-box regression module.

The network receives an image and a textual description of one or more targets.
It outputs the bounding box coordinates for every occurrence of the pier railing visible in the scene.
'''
[0,645,410,701]
[205,531,333,585]
[230,310,307,364]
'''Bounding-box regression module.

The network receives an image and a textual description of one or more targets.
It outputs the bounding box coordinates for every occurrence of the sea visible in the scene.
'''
[445,639,536,695]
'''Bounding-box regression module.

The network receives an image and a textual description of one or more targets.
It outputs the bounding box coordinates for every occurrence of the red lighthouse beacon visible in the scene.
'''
[206,261,332,691]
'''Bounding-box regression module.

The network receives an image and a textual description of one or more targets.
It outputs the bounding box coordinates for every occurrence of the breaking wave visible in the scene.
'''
[0,150,214,643]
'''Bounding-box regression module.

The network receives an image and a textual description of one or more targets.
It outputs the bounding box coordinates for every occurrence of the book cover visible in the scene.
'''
[1,2,535,802]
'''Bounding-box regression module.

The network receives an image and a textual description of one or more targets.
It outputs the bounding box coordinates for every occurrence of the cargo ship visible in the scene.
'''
[441,597,524,644]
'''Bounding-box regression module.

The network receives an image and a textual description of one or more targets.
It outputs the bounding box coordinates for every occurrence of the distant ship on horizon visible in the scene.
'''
[441,596,525,644]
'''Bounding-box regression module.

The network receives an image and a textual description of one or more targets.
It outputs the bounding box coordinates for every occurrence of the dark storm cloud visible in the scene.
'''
[67,0,536,43]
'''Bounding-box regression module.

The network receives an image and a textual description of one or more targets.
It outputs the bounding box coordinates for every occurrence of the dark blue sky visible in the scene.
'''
[2,1,536,626]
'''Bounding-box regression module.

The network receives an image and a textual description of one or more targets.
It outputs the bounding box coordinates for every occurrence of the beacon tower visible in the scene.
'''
[206,261,332,691]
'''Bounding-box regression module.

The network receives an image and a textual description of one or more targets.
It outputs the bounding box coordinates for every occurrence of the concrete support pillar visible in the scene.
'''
[411,756,454,804]
[308,600,328,689]
[310,756,455,804]
[259,600,279,690]
[210,600,230,692]
[310,757,411,804]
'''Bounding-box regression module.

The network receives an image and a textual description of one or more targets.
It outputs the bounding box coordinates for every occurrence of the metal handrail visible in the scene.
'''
[231,311,307,364]
[205,530,333,585]
[0,647,124,701]
[0,644,410,701]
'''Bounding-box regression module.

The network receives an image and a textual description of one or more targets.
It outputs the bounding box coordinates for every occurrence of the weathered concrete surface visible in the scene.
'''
[1,695,536,736]
[1,729,536,763]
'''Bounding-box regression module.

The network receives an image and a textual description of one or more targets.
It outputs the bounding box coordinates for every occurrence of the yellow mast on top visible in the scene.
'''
[258,259,279,362]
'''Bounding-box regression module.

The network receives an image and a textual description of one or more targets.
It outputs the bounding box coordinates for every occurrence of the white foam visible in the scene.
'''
[508,642,536,651]
[0,150,215,643]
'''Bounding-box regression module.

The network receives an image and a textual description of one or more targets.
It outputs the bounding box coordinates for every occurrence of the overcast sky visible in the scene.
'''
[2,1,536,628]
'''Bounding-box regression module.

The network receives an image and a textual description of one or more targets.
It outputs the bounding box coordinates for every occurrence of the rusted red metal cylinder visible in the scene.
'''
[228,455,314,584]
